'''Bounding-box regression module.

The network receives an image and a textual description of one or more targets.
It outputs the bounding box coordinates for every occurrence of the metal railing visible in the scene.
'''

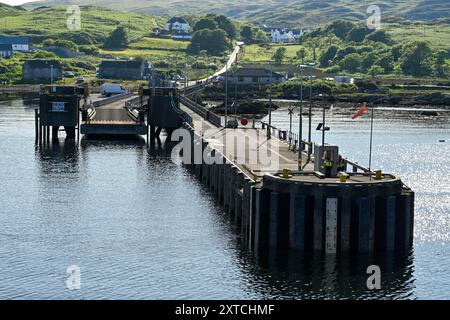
[260,121,375,174]
[179,95,222,127]
[125,96,148,110]
[169,93,192,125]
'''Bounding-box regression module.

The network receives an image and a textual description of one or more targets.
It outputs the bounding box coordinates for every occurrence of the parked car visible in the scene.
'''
[63,71,75,78]
[100,83,130,96]
[226,118,239,129]
[76,76,85,83]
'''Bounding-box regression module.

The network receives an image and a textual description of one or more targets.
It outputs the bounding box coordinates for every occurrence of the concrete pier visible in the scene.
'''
[37,85,415,259]
[180,94,415,258]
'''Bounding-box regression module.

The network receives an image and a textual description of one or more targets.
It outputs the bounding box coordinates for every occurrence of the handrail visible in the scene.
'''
[260,121,375,174]
[169,93,192,125]
[179,95,222,127]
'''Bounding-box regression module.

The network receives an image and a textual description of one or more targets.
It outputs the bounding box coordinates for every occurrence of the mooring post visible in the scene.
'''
[269,191,279,248]
[396,192,414,253]
[34,109,39,143]
[228,167,236,216]
[325,197,338,254]
[248,185,256,250]
[313,189,324,251]
[340,192,352,253]
[289,193,306,251]
[234,173,244,226]
[357,197,370,253]
[385,195,397,252]
[223,164,230,209]
[241,179,252,244]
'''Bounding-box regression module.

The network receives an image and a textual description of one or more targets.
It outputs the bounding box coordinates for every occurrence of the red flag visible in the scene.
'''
[352,105,369,120]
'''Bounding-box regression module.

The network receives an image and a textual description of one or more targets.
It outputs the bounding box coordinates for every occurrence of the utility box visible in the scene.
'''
[39,86,82,127]
[314,144,339,177]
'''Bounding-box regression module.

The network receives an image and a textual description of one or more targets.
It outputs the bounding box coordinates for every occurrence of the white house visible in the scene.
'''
[270,29,304,43]
[165,17,190,34]
[334,76,355,84]
[0,36,29,52]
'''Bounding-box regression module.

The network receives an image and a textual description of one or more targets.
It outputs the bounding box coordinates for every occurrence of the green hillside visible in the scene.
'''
[26,0,450,26]
[0,5,162,45]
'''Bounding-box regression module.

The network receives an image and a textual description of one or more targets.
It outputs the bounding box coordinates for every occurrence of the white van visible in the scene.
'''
[100,83,129,96]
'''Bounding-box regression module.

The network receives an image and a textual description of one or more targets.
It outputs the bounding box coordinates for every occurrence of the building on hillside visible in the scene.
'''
[22,60,62,82]
[270,28,304,43]
[0,36,29,52]
[0,44,13,58]
[171,33,193,40]
[98,60,152,80]
[334,75,355,84]
[165,17,191,34]
[219,67,285,86]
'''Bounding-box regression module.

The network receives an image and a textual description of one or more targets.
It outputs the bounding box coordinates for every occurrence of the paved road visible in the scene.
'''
[185,42,244,87]
[88,96,138,123]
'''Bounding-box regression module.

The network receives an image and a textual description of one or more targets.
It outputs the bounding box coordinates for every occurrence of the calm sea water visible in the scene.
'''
[0,96,449,300]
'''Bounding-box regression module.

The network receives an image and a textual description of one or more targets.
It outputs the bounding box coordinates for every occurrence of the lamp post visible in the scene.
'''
[298,64,307,170]
[268,60,273,139]
[184,55,188,97]
[306,62,315,161]
[50,64,54,85]
[224,61,228,127]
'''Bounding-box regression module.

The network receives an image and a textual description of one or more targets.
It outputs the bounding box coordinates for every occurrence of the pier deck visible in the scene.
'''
[180,104,398,185]
[81,95,147,135]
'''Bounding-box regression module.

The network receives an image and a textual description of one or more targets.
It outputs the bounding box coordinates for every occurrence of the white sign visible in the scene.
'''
[52,102,66,112]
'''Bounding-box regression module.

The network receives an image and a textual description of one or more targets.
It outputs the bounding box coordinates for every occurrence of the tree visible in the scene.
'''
[104,26,128,49]
[43,39,78,52]
[193,18,217,32]
[335,46,357,61]
[361,52,377,72]
[400,41,433,76]
[33,51,58,59]
[391,44,403,61]
[213,15,237,39]
[366,30,392,44]
[79,45,99,55]
[319,45,338,67]
[296,48,306,64]
[326,20,356,39]
[272,47,287,63]
[435,50,448,77]
[240,25,253,42]
[254,30,269,44]
[375,54,394,73]
[347,26,372,43]
[188,29,229,56]
[368,65,384,78]
[339,53,362,72]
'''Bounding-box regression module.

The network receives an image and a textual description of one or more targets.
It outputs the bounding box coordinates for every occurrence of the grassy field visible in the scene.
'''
[386,22,450,50]
[0,6,163,45]
[242,44,305,63]
[101,37,189,57]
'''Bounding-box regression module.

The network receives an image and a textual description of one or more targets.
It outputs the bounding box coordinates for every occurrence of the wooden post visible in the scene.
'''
[35,109,39,143]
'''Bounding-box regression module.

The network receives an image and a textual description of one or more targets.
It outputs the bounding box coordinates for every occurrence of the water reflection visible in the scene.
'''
[250,249,415,299]
[3,95,447,299]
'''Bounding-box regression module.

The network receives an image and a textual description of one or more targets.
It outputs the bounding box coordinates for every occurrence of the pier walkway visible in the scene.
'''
[180,101,401,186]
